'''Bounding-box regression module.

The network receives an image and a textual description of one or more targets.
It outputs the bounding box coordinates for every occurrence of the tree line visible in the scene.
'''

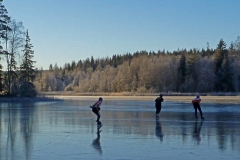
[0,2,36,97]
[35,37,240,93]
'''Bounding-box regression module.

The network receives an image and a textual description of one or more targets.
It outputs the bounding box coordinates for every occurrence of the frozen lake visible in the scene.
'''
[0,96,240,160]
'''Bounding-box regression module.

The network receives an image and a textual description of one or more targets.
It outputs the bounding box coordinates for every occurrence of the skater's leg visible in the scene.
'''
[156,106,160,120]
[97,113,100,122]
[156,106,160,114]
[92,108,98,115]
[194,106,198,119]
[197,106,204,119]
[95,109,101,122]
[92,108,101,122]
[159,106,162,113]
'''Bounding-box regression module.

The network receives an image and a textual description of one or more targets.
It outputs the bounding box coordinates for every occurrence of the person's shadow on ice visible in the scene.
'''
[155,121,163,142]
[91,125,102,155]
[192,120,203,145]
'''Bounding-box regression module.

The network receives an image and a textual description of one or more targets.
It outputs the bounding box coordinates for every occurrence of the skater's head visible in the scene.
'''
[159,94,163,97]
[99,97,103,101]
[196,95,200,98]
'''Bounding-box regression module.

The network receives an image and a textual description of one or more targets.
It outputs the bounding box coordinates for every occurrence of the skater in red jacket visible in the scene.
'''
[192,95,204,120]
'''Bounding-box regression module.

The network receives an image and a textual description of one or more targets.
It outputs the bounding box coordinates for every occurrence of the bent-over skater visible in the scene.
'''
[90,97,103,124]
[192,95,204,120]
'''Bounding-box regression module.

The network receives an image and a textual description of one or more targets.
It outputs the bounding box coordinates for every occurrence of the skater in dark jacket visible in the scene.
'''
[192,95,204,120]
[155,94,164,120]
[90,97,103,124]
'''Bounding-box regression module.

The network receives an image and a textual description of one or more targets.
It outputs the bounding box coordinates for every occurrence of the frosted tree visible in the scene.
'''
[8,20,25,95]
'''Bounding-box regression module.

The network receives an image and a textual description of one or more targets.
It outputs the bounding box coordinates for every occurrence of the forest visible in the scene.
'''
[0,3,36,97]
[35,37,240,94]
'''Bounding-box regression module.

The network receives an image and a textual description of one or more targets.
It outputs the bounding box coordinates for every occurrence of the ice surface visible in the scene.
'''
[0,97,240,160]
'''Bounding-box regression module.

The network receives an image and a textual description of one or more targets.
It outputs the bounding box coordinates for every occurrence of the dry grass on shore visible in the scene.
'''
[2,92,238,103]
[52,95,240,104]
[40,91,240,97]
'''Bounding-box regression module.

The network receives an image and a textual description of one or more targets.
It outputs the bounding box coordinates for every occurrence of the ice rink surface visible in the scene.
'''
[0,97,240,160]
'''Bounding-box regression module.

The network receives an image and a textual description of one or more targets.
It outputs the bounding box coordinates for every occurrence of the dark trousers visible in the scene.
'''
[193,103,203,119]
[155,105,161,114]
[92,108,100,121]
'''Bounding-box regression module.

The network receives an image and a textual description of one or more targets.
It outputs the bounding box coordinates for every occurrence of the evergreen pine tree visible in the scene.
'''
[77,60,83,70]
[214,39,228,91]
[49,64,53,71]
[90,56,95,70]
[0,59,4,92]
[186,53,198,91]
[234,36,240,51]
[19,30,36,97]
[177,54,186,91]
[221,53,234,91]
[0,3,4,92]
[0,3,11,94]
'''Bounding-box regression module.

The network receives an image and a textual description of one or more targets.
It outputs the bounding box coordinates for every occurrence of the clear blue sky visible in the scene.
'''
[4,0,240,70]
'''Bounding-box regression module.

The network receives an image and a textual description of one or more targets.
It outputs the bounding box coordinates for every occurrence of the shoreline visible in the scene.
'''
[39,91,240,97]
[1,93,239,103]
[52,95,240,104]
[0,96,62,103]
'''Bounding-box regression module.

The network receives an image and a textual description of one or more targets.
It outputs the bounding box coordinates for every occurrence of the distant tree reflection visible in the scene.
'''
[20,103,35,160]
[2,103,35,160]
[216,113,227,150]
[6,103,17,159]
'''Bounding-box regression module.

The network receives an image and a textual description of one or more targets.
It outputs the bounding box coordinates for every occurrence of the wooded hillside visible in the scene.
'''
[34,38,240,94]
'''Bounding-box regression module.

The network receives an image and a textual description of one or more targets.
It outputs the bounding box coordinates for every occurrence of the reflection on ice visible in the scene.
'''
[0,98,240,159]
[192,121,203,145]
[91,125,102,155]
[155,121,163,142]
